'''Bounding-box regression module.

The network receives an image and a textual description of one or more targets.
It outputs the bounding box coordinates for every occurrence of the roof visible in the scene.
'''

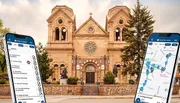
[74,16,108,35]
[47,5,74,23]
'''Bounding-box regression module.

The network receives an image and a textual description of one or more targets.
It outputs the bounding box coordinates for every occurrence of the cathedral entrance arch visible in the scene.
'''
[86,65,95,84]
[84,63,97,84]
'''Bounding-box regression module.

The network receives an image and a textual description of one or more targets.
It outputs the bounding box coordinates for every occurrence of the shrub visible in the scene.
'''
[103,71,115,84]
[0,72,8,80]
[0,79,6,84]
[56,81,60,84]
[0,72,8,84]
[67,77,79,85]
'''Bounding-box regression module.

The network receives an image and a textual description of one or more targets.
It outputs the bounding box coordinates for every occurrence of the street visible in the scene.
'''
[58,99,180,103]
[0,96,180,103]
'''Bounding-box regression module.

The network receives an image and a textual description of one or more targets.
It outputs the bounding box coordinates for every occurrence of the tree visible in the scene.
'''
[0,19,10,72]
[36,42,53,82]
[120,0,155,81]
[0,19,10,36]
[0,51,6,72]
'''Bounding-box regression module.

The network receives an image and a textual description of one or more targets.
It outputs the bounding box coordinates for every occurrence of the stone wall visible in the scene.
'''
[173,85,180,95]
[99,85,137,95]
[44,84,82,95]
[0,84,179,96]
[0,84,11,96]
[0,84,82,96]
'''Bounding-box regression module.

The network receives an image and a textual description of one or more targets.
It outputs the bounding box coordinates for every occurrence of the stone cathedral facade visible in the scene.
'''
[46,5,132,84]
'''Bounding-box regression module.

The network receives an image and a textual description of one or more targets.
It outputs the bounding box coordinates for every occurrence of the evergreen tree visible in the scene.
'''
[0,19,10,72]
[0,19,10,36]
[0,50,6,72]
[36,42,53,82]
[120,0,155,81]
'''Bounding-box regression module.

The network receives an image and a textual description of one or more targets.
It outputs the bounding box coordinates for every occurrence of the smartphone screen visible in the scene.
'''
[5,33,46,103]
[135,33,180,103]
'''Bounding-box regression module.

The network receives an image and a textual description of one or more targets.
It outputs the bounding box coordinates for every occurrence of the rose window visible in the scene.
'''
[84,41,97,54]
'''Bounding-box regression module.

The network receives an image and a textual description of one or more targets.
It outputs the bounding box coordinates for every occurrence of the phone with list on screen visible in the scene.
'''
[134,33,180,103]
[3,33,46,103]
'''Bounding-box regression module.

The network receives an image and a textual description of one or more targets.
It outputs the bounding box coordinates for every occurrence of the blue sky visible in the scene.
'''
[0,0,180,44]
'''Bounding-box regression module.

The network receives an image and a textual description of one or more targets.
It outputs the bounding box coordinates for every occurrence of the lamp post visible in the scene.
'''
[100,55,110,75]
[72,55,79,77]
[107,56,110,71]
[100,57,102,65]
[104,55,106,74]
[99,57,103,83]
[119,63,124,84]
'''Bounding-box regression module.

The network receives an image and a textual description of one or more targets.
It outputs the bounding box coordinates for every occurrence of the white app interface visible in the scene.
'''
[135,41,179,103]
[7,41,45,103]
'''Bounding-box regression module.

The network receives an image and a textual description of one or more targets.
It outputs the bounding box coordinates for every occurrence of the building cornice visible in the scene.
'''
[47,42,73,44]
[108,41,127,44]
[46,47,74,51]
[107,48,121,51]
[73,34,109,37]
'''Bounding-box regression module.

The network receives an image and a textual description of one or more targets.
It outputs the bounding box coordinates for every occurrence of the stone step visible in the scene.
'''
[82,85,99,95]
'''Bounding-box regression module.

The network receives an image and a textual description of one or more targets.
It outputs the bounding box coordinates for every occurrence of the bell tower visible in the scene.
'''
[106,6,130,42]
[105,6,130,83]
[46,5,76,79]
[47,5,76,43]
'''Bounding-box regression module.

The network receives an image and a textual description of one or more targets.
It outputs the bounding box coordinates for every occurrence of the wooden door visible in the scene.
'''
[86,72,95,84]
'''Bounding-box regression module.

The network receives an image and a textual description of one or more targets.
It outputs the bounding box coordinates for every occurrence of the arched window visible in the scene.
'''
[54,64,58,67]
[122,28,125,41]
[116,64,120,68]
[55,28,59,41]
[86,65,95,71]
[60,64,65,68]
[116,64,121,70]
[61,27,67,41]
[115,27,120,41]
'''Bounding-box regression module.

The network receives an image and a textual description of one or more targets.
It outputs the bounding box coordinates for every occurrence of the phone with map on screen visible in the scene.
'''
[3,33,46,103]
[134,33,180,103]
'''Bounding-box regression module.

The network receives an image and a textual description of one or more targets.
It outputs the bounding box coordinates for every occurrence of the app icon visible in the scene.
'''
[27,60,31,64]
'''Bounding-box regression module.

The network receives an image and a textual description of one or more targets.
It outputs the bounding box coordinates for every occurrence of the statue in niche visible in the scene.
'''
[60,67,68,79]
[113,64,118,77]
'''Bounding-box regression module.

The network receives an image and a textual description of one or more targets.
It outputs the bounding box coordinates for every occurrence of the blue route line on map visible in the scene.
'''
[139,53,172,92]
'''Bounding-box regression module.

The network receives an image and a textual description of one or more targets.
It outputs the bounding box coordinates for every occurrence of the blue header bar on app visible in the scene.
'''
[149,33,180,42]
[148,42,178,46]
[6,33,35,45]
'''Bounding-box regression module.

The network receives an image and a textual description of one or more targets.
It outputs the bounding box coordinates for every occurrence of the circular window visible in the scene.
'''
[119,19,124,24]
[84,41,97,54]
[88,27,94,33]
[58,19,63,24]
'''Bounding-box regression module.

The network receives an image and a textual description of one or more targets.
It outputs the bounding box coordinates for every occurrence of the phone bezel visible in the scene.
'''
[4,33,47,103]
[134,33,180,103]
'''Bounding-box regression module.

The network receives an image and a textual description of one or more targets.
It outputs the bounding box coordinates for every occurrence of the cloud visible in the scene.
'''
[147,3,180,33]
[0,0,49,44]
[0,0,179,45]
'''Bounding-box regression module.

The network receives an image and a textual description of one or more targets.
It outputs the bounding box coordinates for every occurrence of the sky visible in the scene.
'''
[0,0,180,45]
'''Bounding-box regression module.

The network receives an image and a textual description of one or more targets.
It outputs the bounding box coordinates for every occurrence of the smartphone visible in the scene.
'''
[3,33,46,103]
[134,33,180,103]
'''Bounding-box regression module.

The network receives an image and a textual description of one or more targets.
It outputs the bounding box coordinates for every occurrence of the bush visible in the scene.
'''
[129,79,135,84]
[0,79,6,84]
[67,77,79,85]
[0,72,8,84]
[103,71,115,84]
[0,72,8,80]
[56,81,60,84]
